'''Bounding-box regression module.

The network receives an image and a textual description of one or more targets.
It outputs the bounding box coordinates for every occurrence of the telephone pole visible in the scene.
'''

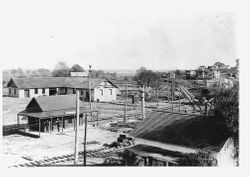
[171,78,174,112]
[74,89,80,165]
[141,85,145,120]
[83,113,88,166]
[89,65,92,109]
[124,81,128,123]
[178,88,181,112]
[156,80,159,107]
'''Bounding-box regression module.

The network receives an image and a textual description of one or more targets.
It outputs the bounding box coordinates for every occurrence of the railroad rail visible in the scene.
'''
[12,145,130,167]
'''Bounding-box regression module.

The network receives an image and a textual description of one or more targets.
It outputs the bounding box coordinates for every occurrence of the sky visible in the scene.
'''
[1,1,238,71]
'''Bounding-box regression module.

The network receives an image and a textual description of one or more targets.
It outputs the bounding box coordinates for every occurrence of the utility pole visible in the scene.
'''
[89,65,92,109]
[124,81,127,123]
[141,85,145,120]
[171,78,174,112]
[83,113,88,166]
[178,88,181,112]
[167,80,169,102]
[74,89,80,165]
[156,80,159,107]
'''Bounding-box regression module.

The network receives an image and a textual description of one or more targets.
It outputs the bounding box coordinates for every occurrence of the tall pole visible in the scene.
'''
[171,78,174,112]
[38,118,41,137]
[84,113,88,166]
[124,81,127,123]
[167,80,169,102]
[89,65,92,109]
[179,88,181,112]
[156,80,159,107]
[141,85,145,120]
[74,90,80,165]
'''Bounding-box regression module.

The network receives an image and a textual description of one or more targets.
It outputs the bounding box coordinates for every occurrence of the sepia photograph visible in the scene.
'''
[1,1,248,176]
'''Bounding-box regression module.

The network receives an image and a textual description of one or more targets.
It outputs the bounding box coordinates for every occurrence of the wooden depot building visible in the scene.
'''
[17,94,98,137]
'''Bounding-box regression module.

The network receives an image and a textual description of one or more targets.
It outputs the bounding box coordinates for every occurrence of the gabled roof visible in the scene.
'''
[7,77,118,89]
[25,94,85,112]
[130,111,229,152]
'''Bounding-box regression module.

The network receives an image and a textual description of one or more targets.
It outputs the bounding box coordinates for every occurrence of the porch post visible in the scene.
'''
[62,115,64,132]
[39,118,41,137]
[50,117,52,133]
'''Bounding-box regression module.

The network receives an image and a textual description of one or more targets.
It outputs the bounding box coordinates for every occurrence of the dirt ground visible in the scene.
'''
[2,96,195,167]
[2,125,120,167]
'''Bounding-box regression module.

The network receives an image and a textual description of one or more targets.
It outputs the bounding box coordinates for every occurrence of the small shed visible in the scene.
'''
[18,95,98,137]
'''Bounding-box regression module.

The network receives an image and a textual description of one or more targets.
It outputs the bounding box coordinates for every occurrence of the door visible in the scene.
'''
[49,88,57,96]
[24,90,30,97]
[85,91,89,101]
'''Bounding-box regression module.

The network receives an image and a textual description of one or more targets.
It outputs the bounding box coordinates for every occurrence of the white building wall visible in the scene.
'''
[216,138,237,166]
[67,88,74,94]
[93,81,117,102]
[19,89,24,98]
[25,88,50,98]
[8,87,18,97]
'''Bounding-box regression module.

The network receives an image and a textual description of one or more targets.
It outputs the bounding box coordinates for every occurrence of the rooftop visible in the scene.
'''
[19,95,98,119]
[7,77,118,89]
[130,110,229,152]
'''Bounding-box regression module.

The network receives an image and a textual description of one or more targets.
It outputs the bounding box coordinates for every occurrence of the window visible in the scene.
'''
[81,89,83,95]
[9,88,11,95]
[99,89,103,96]
[42,88,45,94]
[109,89,112,95]
[68,118,72,123]
[73,88,76,94]
[14,89,16,95]
[35,88,38,94]
[65,88,67,94]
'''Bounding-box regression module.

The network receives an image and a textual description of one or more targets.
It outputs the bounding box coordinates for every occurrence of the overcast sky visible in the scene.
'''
[1,1,237,71]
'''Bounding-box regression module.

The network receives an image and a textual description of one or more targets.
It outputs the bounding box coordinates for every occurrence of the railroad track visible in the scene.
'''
[12,145,131,167]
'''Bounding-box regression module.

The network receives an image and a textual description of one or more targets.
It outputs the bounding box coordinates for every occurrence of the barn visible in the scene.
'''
[127,110,237,166]
[18,95,98,137]
[7,77,118,102]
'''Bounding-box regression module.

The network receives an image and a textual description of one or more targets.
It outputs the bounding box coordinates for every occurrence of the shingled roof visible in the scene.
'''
[19,95,97,119]
[7,77,118,89]
[25,94,85,112]
[130,111,229,152]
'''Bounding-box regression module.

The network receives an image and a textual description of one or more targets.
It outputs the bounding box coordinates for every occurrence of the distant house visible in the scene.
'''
[218,65,230,71]
[18,95,98,136]
[7,77,118,102]
[206,78,234,89]
[127,111,237,166]
[212,70,221,78]
[70,71,88,77]
[185,70,196,80]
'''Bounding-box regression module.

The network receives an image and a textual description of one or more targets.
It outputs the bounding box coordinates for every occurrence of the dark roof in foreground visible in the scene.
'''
[19,95,97,118]
[7,77,118,89]
[130,111,229,152]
